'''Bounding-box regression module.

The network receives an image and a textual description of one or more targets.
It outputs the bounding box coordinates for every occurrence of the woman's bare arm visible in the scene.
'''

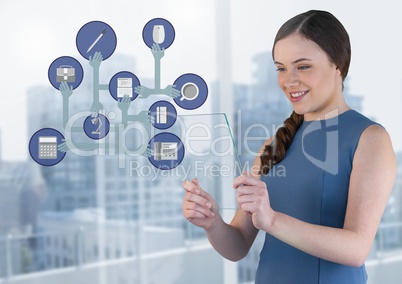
[235,125,396,266]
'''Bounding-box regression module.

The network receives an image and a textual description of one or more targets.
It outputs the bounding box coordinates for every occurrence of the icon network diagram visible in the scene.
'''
[29,18,208,170]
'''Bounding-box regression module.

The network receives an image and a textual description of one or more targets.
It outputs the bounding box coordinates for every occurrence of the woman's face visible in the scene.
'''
[273,33,343,120]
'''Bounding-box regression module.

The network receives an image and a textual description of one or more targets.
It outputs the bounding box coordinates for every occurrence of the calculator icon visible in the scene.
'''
[38,136,58,159]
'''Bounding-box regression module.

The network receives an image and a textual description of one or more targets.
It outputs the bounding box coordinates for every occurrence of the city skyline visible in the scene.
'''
[1,1,402,283]
[1,0,402,161]
[1,42,401,284]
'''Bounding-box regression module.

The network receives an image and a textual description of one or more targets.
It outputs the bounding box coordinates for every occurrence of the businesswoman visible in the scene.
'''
[182,10,396,283]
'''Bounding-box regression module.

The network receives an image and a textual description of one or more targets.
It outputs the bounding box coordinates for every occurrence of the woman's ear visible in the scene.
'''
[335,66,342,77]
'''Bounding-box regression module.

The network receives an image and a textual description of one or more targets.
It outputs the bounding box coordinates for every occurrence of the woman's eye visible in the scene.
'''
[276,67,286,72]
[298,65,310,70]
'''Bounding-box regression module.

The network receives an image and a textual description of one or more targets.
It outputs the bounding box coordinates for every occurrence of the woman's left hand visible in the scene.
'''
[233,171,276,231]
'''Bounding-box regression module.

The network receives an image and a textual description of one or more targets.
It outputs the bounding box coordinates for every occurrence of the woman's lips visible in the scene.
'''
[289,90,309,102]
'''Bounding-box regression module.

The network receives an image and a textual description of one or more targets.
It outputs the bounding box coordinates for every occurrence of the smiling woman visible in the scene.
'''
[182,9,397,284]
[274,35,345,117]
[262,10,352,175]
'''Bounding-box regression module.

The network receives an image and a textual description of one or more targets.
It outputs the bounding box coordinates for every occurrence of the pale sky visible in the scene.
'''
[1,0,401,161]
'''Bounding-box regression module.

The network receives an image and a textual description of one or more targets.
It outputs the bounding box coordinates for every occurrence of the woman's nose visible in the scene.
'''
[283,71,300,88]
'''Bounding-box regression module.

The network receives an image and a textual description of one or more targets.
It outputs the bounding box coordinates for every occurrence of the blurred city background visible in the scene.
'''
[1,0,402,283]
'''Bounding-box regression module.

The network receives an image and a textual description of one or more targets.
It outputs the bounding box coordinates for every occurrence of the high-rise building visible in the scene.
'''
[0,130,2,168]
[379,152,402,250]
[23,52,211,282]
[0,160,30,277]
[376,80,402,250]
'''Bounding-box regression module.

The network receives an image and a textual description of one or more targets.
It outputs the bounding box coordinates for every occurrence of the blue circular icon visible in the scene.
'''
[173,73,208,110]
[76,21,117,60]
[109,71,140,102]
[83,114,110,140]
[148,132,185,170]
[149,101,177,130]
[29,128,66,166]
[48,56,84,90]
[142,18,175,49]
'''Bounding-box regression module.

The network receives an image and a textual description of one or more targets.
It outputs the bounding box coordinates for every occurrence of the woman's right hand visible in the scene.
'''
[182,178,219,229]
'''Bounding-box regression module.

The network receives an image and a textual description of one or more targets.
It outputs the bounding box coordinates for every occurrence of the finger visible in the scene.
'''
[182,180,201,195]
[183,200,214,218]
[233,174,260,188]
[192,178,200,187]
[186,204,215,218]
[182,180,214,201]
[237,193,258,204]
[146,148,154,156]
[194,185,214,201]
[58,145,67,152]
[236,185,261,196]
[185,191,210,208]
[183,209,208,220]
[182,180,200,194]
[239,202,256,214]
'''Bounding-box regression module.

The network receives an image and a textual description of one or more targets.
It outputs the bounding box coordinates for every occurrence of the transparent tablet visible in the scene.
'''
[170,113,241,212]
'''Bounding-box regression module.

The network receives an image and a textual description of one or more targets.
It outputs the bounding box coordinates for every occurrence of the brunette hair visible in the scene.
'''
[260,10,351,175]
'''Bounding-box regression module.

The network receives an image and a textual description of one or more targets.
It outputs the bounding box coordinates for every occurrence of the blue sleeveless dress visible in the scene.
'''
[256,110,377,284]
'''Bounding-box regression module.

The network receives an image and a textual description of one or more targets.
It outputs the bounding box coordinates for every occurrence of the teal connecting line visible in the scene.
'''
[58,43,180,155]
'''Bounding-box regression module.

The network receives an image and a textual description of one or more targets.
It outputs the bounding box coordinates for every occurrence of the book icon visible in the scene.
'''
[117,78,133,98]
[156,106,167,124]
